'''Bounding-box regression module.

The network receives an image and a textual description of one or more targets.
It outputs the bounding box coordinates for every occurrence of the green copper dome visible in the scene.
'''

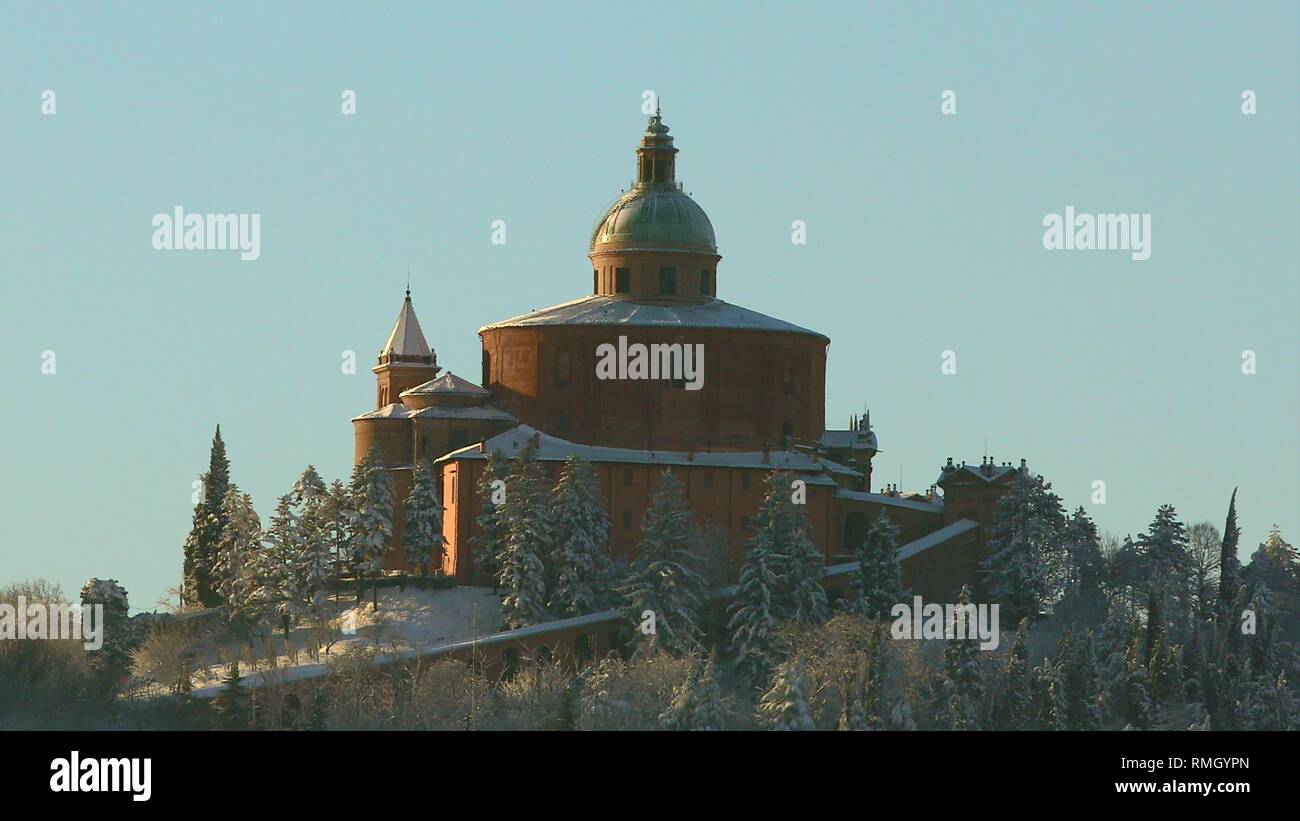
[589,110,717,255]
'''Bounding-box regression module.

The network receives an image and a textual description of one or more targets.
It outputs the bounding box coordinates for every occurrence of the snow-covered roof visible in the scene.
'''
[381,294,433,358]
[478,295,829,340]
[936,461,1020,486]
[351,403,414,421]
[401,371,490,398]
[438,424,839,484]
[819,428,878,451]
[835,488,943,513]
[352,402,515,423]
[823,519,979,578]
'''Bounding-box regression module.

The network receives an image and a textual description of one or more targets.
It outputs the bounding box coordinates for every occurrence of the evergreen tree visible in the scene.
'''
[212,662,247,730]
[980,467,1067,623]
[349,445,395,610]
[260,494,303,641]
[1137,504,1192,632]
[79,578,132,681]
[291,466,335,618]
[549,456,620,617]
[1216,488,1242,631]
[211,487,264,631]
[321,479,353,601]
[853,510,904,620]
[1059,507,1108,623]
[620,469,708,656]
[939,585,986,730]
[1120,641,1153,729]
[757,660,816,730]
[403,460,445,577]
[183,425,232,608]
[1060,628,1103,730]
[659,653,728,730]
[498,444,553,629]
[1246,671,1297,730]
[1001,618,1033,729]
[728,471,829,675]
[471,449,511,591]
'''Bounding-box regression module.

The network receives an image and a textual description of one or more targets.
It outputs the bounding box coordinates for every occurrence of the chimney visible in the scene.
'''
[477,438,486,453]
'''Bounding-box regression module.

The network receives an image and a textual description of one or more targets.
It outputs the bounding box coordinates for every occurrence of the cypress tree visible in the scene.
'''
[1216,488,1242,631]
[183,425,232,608]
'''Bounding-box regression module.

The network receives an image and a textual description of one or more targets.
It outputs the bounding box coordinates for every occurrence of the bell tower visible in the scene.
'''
[373,288,439,407]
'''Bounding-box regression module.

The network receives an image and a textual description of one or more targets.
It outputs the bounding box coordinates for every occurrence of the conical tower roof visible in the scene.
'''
[378,289,436,366]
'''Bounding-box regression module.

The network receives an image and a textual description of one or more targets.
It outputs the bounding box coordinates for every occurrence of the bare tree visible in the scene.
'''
[1187,522,1222,623]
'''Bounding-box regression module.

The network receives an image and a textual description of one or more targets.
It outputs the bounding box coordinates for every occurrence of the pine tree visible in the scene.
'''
[1061,628,1102,730]
[183,425,233,608]
[1137,504,1192,632]
[1216,488,1242,632]
[1246,671,1297,730]
[1059,507,1108,623]
[940,585,986,730]
[728,471,829,675]
[757,660,816,730]
[659,653,728,730]
[292,466,335,619]
[498,444,553,629]
[403,460,445,577]
[853,510,904,620]
[1001,618,1033,729]
[349,445,395,610]
[211,487,264,631]
[260,494,303,641]
[321,479,353,602]
[620,469,708,656]
[471,449,511,591]
[980,467,1067,623]
[549,456,620,617]
[79,578,132,680]
[212,662,247,730]
[1121,641,1153,730]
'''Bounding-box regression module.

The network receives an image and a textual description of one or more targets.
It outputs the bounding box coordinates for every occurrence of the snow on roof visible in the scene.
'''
[380,294,433,358]
[401,371,490,398]
[819,428,878,451]
[478,295,829,340]
[823,519,979,578]
[438,424,839,483]
[936,462,1020,486]
[351,403,414,421]
[835,488,943,513]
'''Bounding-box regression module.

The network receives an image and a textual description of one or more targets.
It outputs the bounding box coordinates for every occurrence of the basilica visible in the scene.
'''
[352,110,1019,601]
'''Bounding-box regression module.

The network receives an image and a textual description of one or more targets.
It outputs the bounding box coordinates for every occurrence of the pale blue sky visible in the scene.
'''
[2,2,1296,611]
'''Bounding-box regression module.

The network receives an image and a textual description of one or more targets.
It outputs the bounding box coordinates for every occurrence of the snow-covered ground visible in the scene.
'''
[188,586,503,693]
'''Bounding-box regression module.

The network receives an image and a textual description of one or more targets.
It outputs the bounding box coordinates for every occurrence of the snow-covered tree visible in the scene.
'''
[1137,504,1192,631]
[728,471,829,676]
[471,449,510,590]
[321,478,353,599]
[349,445,395,610]
[1000,618,1033,729]
[1059,507,1108,624]
[498,444,553,629]
[853,510,904,621]
[403,460,445,577]
[1216,488,1242,631]
[259,494,303,641]
[211,487,264,629]
[659,653,728,730]
[79,578,131,679]
[938,585,986,730]
[291,466,334,602]
[182,425,232,608]
[1058,627,1102,730]
[980,467,1067,623]
[757,659,816,730]
[1120,641,1153,730]
[620,469,708,657]
[549,456,620,617]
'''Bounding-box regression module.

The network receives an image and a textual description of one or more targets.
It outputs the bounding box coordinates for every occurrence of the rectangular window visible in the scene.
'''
[700,270,712,296]
[622,511,632,528]
[703,471,713,489]
[658,267,677,295]
[782,360,794,395]
[741,473,751,490]
[615,267,631,294]
[555,349,571,388]
[623,468,633,487]
[593,269,599,293]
